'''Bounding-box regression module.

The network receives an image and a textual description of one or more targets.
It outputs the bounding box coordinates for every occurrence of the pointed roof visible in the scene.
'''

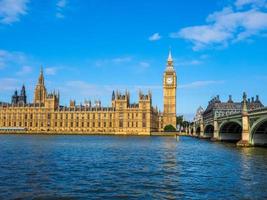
[167,48,173,62]
[166,48,174,71]
[38,66,44,85]
[112,90,115,100]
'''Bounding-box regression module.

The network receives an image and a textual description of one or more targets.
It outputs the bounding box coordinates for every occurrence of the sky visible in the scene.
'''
[0,0,267,120]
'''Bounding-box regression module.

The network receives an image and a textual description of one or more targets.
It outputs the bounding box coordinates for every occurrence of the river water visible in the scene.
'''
[0,135,267,200]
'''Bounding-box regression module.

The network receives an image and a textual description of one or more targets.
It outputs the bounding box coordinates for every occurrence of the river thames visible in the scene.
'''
[0,135,267,200]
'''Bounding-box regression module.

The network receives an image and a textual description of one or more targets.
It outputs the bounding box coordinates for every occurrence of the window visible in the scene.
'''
[142,113,146,119]
[142,122,146,128]
[119,120,123,128]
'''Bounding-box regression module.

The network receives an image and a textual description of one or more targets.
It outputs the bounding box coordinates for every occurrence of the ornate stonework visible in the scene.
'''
[163,50,177,129]
[0,52,177,134]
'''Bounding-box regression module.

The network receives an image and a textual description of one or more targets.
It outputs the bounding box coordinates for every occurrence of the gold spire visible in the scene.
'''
[166,48,174,70]
[38,66,44,85]
[167,48,173,62]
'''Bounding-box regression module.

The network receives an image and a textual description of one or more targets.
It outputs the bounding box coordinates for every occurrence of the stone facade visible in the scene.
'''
[163,50,177,129]
[0,52,177,135]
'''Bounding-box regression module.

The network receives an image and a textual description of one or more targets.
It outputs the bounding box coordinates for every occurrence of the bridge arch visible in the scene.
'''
[250,117,267,146]
[204,124,214,138]
[219,120,242,142]
[191,128,194,135]
[196,126,201,136]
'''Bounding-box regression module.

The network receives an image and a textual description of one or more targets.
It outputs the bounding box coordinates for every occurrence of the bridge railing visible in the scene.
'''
[249,107,267,114]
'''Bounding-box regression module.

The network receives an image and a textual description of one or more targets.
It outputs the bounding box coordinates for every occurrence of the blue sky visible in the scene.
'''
[0,0,267,120]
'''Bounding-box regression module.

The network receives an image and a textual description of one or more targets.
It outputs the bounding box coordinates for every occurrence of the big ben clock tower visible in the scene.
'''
[163,50,177,129]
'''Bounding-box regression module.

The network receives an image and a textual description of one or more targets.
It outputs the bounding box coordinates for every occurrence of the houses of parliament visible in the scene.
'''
[0,52,177,135]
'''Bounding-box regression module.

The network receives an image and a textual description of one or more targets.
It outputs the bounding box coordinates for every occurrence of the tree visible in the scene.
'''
[176,115,183,126]
[164,124,176,132]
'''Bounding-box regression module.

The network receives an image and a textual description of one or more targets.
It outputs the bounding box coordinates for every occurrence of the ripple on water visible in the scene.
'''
[0,135,267,200]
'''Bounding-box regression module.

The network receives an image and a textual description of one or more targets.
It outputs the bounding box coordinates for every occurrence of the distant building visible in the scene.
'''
[11,85,27,105]
[0,52,177,134]
[203,95,264,123]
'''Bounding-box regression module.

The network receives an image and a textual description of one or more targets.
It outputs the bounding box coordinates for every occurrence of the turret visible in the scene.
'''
[112,90,115,101]
[70,100,76,108]
[11,90,18,104]
[18,84,27,104]
[242,92,248,115]
[228,95,233,103]
[34,67,47,105]
[45,90,59,110]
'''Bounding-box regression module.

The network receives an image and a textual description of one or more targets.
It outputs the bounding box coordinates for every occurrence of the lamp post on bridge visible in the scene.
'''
[237,92,251,147]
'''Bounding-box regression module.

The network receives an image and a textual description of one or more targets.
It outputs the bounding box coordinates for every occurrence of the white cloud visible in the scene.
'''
[149,33,162,41]
[45,67,58,75]
[179,80,224,89]
[16,65,32,75]
[177,59,203,66]
[0,0,29,24]
[139,61,150,68]
[65,81,104,96]
[62,81,161,102]
[94,56,150,73]
[56,0,67,19]
[0,78,19,91]
[171,1,267,50]
[95,56,132,67]
[112,57,132,63]
[56,12,64,19]
[0,49,27,69]
[57,0,67,8]
[235,0,267,8]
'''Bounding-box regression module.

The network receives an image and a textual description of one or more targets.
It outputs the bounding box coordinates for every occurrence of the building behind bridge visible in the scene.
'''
[202,95,264,124]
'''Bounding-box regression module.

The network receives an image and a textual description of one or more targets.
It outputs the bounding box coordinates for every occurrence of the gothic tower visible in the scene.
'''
[18,84,27,104]
[163,50,177,129]
[34,67,47,104]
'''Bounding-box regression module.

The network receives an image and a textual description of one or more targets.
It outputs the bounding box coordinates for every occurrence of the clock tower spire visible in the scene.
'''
[163,49,177,130]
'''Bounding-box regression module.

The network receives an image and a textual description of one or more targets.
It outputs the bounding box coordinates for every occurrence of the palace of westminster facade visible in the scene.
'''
[0,52,177,135]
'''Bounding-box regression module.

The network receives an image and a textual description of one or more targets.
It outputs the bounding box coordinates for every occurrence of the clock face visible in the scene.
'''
[166,77,173,84]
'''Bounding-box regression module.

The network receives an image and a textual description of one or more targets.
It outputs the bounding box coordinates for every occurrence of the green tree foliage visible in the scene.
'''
[164,124,176,132]
[176,115,183,126]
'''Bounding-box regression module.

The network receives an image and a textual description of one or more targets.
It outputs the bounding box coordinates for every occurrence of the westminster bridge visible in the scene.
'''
[186,93,267,147]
